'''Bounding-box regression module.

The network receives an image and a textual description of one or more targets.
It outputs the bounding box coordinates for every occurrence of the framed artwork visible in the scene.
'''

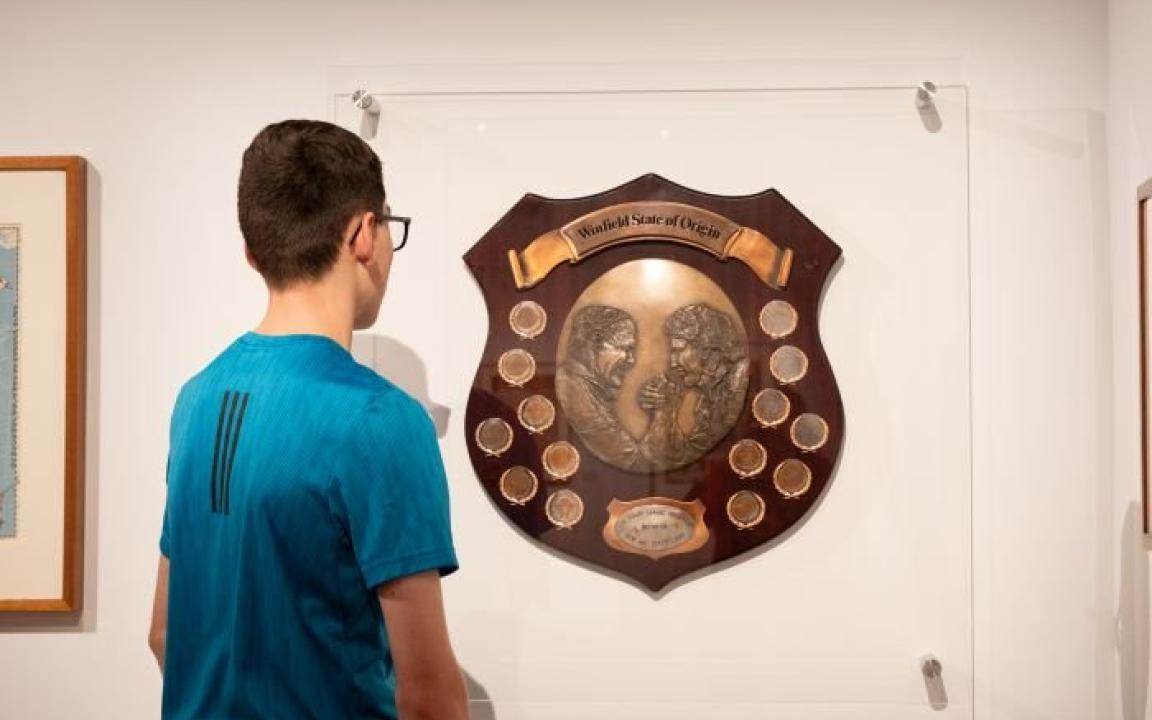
[0,156,86,611]
[1142,177,1152,535]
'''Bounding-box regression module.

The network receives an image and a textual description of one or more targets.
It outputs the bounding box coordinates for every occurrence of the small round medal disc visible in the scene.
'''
[509,301,547,340]
[726,490,766,529]
[545,489,584,529]
[517,395,556,434]
[770,345,809,384]
[499,466,539,505]
[759,299,799,339]
[542,440,580,480]
[790,413,830,452]
[773,459,813,499]
[728,439,768,478]
[751,388,791,428]
[497,349,536,387]
[474,417,514,457]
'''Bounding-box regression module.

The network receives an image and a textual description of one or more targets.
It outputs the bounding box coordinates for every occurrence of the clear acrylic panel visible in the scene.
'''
[336,84,971,719]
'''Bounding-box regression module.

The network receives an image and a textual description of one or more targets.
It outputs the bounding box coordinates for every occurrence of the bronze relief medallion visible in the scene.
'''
[554,259,749,473]
[464,174,843,591]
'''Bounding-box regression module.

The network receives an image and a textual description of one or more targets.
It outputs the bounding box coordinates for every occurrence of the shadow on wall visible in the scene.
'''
[351,334,450,438]
[351,335,492,714]
[464,669,497,720]
[1119,502,1150,719]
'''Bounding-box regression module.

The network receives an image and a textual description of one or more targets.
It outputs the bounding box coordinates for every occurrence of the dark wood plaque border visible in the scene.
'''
[0,156,87,612]
[464,174,842,591]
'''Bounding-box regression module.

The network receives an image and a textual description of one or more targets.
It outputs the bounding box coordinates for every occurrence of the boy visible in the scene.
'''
[149,119,469,719]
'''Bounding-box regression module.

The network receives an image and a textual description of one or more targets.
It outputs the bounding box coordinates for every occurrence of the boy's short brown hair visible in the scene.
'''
[238,120,385,288]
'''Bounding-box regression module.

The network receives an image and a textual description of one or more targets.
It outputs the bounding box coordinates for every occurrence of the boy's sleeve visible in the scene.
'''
[160,385,189,559]
[159,456,172,558]
[159,498,172,558]
[332,391,459,589]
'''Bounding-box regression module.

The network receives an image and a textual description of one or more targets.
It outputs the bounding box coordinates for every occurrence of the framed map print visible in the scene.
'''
[0,157,86,612]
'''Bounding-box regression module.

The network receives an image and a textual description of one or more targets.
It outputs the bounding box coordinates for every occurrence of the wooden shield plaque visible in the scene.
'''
[464,175,843,591]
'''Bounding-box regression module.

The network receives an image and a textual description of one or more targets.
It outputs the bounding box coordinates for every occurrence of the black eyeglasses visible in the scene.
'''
[349,213,411,252]
[381,214,411,252]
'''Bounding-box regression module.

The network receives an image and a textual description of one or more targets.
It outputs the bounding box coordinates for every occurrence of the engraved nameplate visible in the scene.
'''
[603,497,709,560]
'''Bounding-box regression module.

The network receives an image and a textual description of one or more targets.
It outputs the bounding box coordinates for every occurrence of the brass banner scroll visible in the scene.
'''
[508,202,793,290]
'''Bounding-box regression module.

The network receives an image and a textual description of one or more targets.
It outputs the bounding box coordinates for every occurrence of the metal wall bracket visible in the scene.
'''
[920,653,948,710]
[915,81,938,110]
[915,81,942,133]
[351,89,381,141]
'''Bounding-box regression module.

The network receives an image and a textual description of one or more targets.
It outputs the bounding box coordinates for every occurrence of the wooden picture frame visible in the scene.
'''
[0,157,86,611]
[1142,177,1152,536]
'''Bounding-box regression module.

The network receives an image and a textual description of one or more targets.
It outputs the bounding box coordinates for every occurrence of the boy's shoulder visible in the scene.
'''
[172,335,428,424]
[354,374,433,434]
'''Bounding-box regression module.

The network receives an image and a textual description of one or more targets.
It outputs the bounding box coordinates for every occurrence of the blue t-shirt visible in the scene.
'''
[160,332,458,719]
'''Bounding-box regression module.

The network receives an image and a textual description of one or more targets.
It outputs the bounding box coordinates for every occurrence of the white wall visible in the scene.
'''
[1107,0,1152,717]
[0,1,1112,718]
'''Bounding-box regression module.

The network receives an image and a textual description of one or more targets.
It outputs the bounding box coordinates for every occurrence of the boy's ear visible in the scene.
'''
[244,243,259,271]
[350,213,377,263]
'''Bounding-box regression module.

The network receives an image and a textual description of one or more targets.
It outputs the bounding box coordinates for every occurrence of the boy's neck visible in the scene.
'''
[254,280,355,350]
